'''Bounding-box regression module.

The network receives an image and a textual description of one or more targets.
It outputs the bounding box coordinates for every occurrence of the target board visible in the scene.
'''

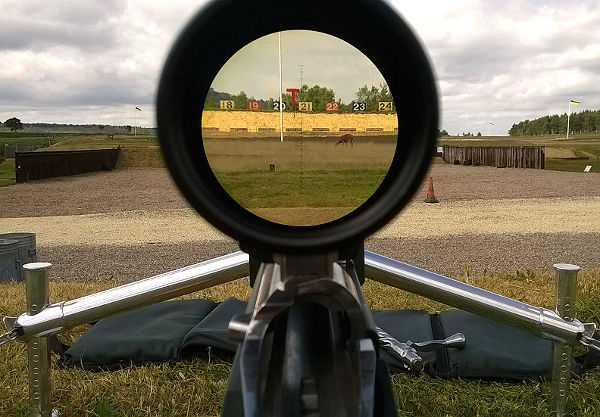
[220,100,235,110]
[378,101,393,112]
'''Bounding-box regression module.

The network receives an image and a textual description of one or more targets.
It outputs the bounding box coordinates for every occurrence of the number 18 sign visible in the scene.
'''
[220,100,235,110]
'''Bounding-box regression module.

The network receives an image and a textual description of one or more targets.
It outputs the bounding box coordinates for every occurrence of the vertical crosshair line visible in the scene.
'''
[299,64,304,194]
[278,32,284,142]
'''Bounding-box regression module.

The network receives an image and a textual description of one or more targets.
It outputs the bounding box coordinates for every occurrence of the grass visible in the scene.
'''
[1,269,599,416]
[214,168,387,209]
[205,137,395,224]
[0,159,15,186]
[0,133,53,159]
[46,134,157,151]
[214,168,388,224]
[0,132,598,190]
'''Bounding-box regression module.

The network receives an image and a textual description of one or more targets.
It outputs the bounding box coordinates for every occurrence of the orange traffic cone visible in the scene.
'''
[425,177,439,203]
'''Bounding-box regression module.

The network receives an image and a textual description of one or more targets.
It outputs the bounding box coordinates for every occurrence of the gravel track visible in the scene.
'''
[2,165,599,282]
[1,165,599,218]
[1,196,599,247]
[37,232,600,284]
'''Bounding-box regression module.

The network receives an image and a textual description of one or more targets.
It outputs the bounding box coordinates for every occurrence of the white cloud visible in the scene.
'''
[0,0,599,134]
[392,0,600,134]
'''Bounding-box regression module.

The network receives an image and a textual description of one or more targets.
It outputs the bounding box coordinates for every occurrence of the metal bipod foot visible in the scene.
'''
[551,264,580,417]
[24,262,53,417]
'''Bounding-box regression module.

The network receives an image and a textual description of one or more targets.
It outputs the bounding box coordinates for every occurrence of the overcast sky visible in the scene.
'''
[212,31,385,105]
[1,0,599,135]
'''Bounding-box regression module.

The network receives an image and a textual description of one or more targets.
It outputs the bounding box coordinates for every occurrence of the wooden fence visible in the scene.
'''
[442,146,545,169]
[4,144,38,158]
[15,148,120,183]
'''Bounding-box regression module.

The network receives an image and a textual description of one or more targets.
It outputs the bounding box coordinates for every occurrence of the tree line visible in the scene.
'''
[204,83,395,113]
[509,109,600,136]
[0,119,157,134]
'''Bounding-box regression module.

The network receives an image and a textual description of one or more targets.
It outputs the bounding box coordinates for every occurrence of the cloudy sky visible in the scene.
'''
[1,0,599,135]
[212,31,386,105]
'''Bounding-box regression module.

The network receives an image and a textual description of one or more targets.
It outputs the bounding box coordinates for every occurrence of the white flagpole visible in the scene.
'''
[134,108,137,137]
[278,32,284,143]
[566,101,571,140]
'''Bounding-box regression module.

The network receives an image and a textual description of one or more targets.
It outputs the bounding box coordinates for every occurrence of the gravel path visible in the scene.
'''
[1,165,599,282]
[1,165,599,218]
[2,197,598,247]
[37,232,600,284]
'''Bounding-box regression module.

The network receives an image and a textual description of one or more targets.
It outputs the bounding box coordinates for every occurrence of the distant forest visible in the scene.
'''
[509,109,600,136]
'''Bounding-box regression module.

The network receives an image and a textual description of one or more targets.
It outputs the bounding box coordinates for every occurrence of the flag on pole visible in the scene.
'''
[570,100,580,105]
[135,107,142,111]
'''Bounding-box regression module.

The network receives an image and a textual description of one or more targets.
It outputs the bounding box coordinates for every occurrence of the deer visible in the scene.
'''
[336,133,354,146]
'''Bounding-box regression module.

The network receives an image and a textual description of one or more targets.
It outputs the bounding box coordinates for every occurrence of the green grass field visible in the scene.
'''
[1,269,599,416]
[45,134,157,151]
[0,133,53,159]
[0,159,15,187]
[0,132,598,188]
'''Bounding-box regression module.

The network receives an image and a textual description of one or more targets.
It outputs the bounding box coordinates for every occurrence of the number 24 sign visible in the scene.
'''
[378,102,393,111]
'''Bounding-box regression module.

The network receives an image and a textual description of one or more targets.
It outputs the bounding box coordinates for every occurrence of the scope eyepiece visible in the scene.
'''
[157,0,438,254]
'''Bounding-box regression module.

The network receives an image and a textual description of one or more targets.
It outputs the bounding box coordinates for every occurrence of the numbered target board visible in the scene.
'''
[220,100,235,110]
[326,102,339,112]
[353,102,366,111]
[273,101,287,111]
[378,101,393,112]
[298,102,313,112]
[247,101,262,111]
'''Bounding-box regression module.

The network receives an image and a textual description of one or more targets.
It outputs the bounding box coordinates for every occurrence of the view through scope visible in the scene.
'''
[203,30,397,226]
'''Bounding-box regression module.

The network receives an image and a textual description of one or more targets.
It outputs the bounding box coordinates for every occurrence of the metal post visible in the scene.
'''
[24,262,52,417]
[566,102,571,140]
[551,263,579,416]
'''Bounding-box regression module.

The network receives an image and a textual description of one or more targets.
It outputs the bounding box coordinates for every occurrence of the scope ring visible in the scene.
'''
[157,0,438,254]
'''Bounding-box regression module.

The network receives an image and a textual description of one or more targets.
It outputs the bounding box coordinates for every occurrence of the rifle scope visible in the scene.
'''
[157,0,438,254]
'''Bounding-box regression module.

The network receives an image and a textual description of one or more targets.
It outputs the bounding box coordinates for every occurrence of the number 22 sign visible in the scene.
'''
[326,102,339,112]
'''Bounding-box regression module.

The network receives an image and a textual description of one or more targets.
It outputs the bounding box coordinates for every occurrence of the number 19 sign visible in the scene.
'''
[247,101,262,111]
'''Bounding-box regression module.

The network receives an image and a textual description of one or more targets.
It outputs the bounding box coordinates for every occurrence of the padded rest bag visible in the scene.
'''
[181,297,247,355]
[61,298,219,370]
[62,298,596,379]
[439,310,553,379]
